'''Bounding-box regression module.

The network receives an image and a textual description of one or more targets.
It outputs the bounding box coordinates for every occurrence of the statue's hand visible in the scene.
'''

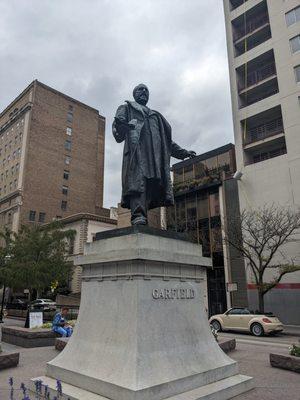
[187,150,196,159]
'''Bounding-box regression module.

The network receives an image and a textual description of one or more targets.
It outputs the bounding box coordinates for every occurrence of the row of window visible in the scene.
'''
[1,163,20,180]
[29,210,46,223]
[295,65,300,82]
[290,35,300,54]
[0,179,18,195]
[286,6,300,27]
[61,106,73,212]
[1,148,21,165]
[0,134,22,155]
[0,119,24,141]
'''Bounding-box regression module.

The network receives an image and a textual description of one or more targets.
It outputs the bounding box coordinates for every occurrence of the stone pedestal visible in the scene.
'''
[33,226,253,399]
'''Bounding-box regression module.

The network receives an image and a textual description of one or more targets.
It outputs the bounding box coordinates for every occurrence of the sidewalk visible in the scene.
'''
[282,325,300,338]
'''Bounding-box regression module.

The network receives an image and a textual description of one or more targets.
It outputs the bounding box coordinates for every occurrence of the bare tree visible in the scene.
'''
[223,205,300,313]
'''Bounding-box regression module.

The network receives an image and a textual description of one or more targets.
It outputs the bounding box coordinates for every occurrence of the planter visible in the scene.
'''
[0,351,19,370]
[55,337,69,351]
[2,326,59,348]
[270,353,300,373]
[218,338,236,353]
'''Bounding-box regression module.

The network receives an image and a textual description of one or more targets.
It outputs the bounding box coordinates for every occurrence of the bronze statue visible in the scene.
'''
[113,84,196,225]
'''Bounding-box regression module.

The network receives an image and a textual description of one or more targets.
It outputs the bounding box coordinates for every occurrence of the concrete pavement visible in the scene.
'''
[0,319,299,399]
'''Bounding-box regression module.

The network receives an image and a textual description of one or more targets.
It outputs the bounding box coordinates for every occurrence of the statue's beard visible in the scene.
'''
[134,96,148,106]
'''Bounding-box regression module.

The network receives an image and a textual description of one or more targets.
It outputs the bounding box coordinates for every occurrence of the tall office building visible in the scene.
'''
[0,80,107,232]
[223,0,300,324]
[169,144,248,316]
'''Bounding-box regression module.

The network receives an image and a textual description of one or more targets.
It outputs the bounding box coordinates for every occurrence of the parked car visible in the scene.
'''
[30,299,56,311]
[209,307,283,337]
[5,299,28,310]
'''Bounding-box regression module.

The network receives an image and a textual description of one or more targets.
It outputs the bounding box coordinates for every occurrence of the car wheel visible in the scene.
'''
[211,320,222,332]
[250,323,264,337]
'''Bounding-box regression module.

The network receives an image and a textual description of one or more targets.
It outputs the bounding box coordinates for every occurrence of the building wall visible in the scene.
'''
[0,80,106,232]
[0,85,34,232]
[224,0,300,324]
[62,216,116,293]
[20,81,105,226]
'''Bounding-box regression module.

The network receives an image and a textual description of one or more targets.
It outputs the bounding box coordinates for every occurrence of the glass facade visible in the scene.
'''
[169,145,236,316]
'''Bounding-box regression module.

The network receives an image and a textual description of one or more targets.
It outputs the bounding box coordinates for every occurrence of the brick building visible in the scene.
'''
[0,80,107,232]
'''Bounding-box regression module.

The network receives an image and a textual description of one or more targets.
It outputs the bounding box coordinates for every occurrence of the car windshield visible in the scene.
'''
[41,299,54,303]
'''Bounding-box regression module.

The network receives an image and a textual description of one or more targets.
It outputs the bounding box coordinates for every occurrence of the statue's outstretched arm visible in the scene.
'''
[171,141,196,160]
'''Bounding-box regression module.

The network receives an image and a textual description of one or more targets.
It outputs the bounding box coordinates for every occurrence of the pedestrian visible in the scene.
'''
[52,307,73,337]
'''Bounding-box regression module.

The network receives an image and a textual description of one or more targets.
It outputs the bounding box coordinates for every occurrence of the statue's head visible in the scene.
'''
[133,84,149,106]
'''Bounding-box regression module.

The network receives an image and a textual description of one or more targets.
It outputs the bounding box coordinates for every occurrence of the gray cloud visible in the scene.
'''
[0,0,233,208]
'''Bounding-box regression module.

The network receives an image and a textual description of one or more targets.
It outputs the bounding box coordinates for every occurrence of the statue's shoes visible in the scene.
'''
[131,216,147,225]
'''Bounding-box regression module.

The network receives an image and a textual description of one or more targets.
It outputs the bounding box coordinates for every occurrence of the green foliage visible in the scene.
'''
[1,222,75,296]
[289,344,300,357]
[0,226,13,286]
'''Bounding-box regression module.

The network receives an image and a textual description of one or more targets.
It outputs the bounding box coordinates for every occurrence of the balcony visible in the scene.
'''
[230,0,248,11]
[238,61,276,92]
[232,1,271,56]
[244,135,287,165]
[242,106,284,146]
[244,117,283,145]
[233,13,269,43]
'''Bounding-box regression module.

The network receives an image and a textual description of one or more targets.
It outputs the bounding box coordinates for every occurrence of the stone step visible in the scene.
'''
[31,374,253,400]
[165,374,253,400]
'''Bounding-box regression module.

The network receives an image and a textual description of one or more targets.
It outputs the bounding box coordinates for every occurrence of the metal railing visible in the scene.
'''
[233,13,269,42]
[238,62,276,92]
[245,117,284,145]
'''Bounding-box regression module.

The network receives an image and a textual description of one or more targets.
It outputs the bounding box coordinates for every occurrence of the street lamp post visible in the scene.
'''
[0,254,11,323]
[0,285,6,323]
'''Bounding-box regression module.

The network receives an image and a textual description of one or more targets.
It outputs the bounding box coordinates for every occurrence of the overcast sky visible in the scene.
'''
[0,1,234,208]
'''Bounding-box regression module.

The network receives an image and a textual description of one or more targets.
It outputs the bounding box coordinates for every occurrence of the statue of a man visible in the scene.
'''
[113,84,196,225]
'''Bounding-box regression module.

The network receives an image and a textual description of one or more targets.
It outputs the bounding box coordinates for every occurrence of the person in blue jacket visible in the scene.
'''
[52,307,73,337]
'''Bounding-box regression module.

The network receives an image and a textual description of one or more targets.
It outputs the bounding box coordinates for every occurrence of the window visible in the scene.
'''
[4,145,7,152]
[11,166,14,175]
[17,148,21,156]
[66,127,72,136]
[3,185,6,194]
[65,155,71,165]
[62,185,68,195]
[9,182,13,191]
[16,163,19,172]
[2,158,5,166]
[14,179,17,188]
[67,111,73,123]
[5,170,8,178]
[1,173,3,181]
[13,151,16,159]
[68,237,75,255]
[61,200,67,211]
[56,215,62,219]
[286,6,300,26]
[65,140,71,151]
[69,105,73,111]
[0,148,2,156]
[29,210,36,221]
[294,65,300,82]
[7,154,10,161]
[0,188,1,196]
[290,35,300,53]
[38,212,46,223]
[63,170,69,180]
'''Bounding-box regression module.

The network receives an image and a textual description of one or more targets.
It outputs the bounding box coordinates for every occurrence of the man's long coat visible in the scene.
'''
[113,101,188,210]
